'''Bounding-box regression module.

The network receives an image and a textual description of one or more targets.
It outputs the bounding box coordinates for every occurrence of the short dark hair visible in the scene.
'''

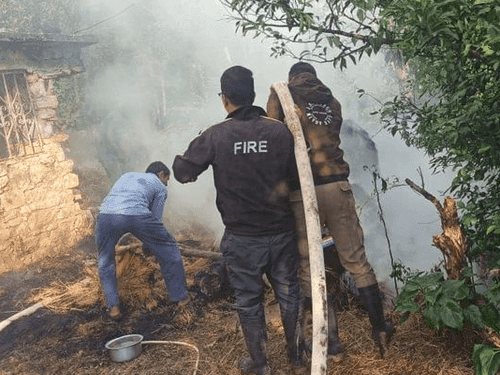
[145,161,170,176]
[220,66,255,106]
[289,62,317,80]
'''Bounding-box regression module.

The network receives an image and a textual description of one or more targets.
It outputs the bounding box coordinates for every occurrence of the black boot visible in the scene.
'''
[299,296,312,355]
[357,284,395,358]
[281,301,305,369]
[299,296,343,360]
[327,294,343,360]
[239,322,270,375]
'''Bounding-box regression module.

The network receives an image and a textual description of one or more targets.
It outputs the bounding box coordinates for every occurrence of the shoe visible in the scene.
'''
[358,284,394,358]
[327,293,343,362]
[172,294,195,325]
[176,293,192,309]
[328,336,343,362]
[109,305,121,320]
[373,321,396,358]
[239,356,271,375]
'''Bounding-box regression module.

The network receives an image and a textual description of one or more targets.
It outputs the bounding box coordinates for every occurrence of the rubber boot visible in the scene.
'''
[299,296,313,355]
[300,295,343,360]
[327,294,343,361]
[280,303,305,369]
[357,284,395,358]
[239,323,270,375]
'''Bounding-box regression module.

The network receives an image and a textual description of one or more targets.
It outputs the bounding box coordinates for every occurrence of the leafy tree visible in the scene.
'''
[0,0,85,34]
[221,0,396,69]
[375,0,500,267]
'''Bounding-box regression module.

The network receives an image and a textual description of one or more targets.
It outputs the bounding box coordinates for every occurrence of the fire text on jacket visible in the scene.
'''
[234,140,268,155]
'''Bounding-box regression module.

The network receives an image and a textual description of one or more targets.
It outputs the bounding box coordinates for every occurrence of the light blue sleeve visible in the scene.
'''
[150,185,167,222]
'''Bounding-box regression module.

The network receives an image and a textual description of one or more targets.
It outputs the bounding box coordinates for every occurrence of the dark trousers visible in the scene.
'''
[220,230,301,340]
[96,213,188,307]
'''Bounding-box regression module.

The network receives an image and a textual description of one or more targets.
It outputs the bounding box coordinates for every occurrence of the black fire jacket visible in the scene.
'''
[173,106,297,236]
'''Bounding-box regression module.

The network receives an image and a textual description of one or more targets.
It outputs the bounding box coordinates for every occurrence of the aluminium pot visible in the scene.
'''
[105,334,144,362]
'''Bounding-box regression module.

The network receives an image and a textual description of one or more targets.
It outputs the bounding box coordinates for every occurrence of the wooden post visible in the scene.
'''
[271,82,328,375]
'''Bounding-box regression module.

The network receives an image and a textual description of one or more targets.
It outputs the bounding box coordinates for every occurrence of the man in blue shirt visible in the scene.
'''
[96,161,188,319]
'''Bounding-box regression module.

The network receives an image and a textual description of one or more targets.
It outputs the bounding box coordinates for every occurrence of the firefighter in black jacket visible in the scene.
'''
[173,66,304,375]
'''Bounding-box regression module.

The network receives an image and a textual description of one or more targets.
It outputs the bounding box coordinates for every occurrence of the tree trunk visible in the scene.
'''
[405,179,468,280]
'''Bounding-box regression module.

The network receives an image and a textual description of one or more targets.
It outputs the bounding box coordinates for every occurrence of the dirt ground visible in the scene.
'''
[0,231,484,375]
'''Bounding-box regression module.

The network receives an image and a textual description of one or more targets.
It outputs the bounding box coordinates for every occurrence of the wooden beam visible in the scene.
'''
[271,81,328,375]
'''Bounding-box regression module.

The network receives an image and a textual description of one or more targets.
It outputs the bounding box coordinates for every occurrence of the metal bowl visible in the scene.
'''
[105,334,144,362]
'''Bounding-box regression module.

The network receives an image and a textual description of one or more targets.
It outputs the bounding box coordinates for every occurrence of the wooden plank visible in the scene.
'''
[271,81,328,375]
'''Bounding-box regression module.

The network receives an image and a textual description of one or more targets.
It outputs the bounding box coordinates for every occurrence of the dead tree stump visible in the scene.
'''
[405,179,469,280]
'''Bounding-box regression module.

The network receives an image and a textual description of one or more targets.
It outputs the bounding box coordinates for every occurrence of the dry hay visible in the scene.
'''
[30,233,214,313]
[483,328,500,349]
[322,310,477,375]
[20,231,483,375]
[29,262,103,312]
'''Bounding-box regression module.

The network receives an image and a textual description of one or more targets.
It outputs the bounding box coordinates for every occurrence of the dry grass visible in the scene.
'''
[326,310,477,375]
[29,263,102,312]
[22,232,487,375]
[29,235,214,313]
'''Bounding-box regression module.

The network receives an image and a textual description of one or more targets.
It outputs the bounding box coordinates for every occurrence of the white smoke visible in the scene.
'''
[72,0,453,283]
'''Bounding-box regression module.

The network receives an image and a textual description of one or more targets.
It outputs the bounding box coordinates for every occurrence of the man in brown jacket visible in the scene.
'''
[267,62,395,359]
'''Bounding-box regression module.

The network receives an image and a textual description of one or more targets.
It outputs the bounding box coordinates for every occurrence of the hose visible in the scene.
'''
[141,340,200,375]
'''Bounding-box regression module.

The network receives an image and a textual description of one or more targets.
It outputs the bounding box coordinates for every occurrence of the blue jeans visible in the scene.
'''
[96,213,188,308]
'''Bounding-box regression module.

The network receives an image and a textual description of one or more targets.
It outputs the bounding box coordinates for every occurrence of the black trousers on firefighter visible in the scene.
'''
[219,230,302,369]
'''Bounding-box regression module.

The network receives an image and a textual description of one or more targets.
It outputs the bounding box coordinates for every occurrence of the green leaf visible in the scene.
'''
[357,9,365,21]
[423,285,442,305]
[480,303,500,333]
[463,304,486,329]
[395,287,422,313]
[441,280,468,301]
[415,272,445,289]
[486,225,499,235]
[472,344,500,375]
[438,298,464,330]
[395,297,421,313]
[478,145,491,154]
[484,281,500,307]
[422,304,442,329]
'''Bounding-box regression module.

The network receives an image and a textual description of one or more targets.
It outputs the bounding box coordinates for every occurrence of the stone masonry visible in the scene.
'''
[0,135,92,274]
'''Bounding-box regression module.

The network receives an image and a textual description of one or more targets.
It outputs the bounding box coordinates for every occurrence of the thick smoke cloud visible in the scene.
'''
[73,0,453,285]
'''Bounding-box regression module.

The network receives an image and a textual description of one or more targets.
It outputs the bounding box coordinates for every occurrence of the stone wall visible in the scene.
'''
[27,73,60,137]
[0,135,92,274]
